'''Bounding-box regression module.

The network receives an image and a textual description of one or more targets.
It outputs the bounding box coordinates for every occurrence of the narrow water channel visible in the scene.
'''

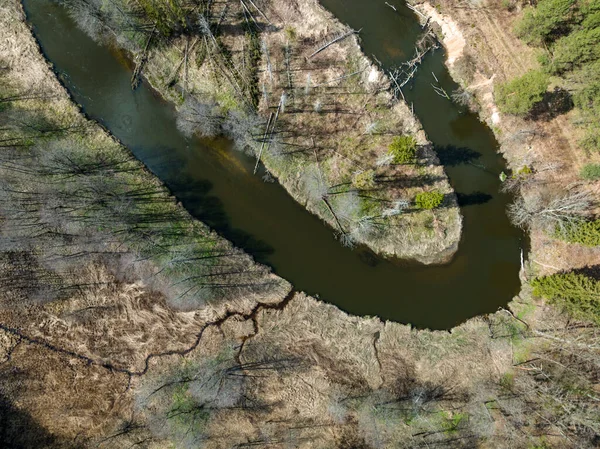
[23,0,525,329]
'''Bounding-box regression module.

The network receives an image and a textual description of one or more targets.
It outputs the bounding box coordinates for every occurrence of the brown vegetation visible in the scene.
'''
[0,1,598,449]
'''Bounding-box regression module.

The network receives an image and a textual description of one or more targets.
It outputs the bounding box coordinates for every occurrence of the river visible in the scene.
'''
[22,0,525,329]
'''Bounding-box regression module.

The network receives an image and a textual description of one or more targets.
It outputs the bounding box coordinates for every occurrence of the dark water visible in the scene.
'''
[22,0,525,329]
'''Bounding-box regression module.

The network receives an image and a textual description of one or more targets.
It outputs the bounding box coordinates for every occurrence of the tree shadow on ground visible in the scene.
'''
[440,192,460,209]
[573,264,600,280]
[0,393,62,449]
[215,22,279,38]
[528,87,573,122]
[376,174,447,189]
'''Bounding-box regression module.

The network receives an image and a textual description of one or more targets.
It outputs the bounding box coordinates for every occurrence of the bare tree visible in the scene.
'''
[176,97,223,138]
[508,189,593,231]
[451,87,477,110]
[137,344,301,448]
[222,109,264,155]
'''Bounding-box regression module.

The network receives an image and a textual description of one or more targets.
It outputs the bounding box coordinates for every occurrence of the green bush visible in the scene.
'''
[388,136,417,164]
[581,8,600,29]
[352,169,376,189]
[580,163,600,179]
[137,0,187,36]
[284,26,297,41]
[531,272,600,324]
[495,70,549,116]
[573,76,600,151]
[554,219,600,246]
[513,165,533,178]
[415,190,444,210]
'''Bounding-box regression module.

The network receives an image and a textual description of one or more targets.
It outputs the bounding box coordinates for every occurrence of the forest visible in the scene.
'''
[496,0,600,152]
[0,0,598,448]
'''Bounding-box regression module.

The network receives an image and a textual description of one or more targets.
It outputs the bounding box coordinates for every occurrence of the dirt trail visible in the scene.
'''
[478,7,530,75]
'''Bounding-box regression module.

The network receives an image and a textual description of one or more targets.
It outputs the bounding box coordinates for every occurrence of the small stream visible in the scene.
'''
[23,0,525,329]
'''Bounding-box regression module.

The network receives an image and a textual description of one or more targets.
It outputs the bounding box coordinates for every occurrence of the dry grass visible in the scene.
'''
[142,0,462,263]
[0,2,597,448]
[0,1,287,444]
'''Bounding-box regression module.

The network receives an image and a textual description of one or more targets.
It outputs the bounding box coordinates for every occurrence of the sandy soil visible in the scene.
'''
[419,2,466,67]
[414,0,600,274]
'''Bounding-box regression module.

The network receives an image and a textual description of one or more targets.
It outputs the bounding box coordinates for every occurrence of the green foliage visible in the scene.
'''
[495,70,549,115]
[169,384,210,429]
[513,165,533,178]
[514,0,577,45]
[499,372,515,391]
[215,90,239,112]
[137,347,243,447]
[581,132,600,152]
[284,26,297,41]
[581,9,600,29]
[548,27,600,73]
[388,135,418,164]
[531,272,600,324]
[136,0,187,36]
[415,190,444,210]
[572,71,600,151]
[515,0,600,150]
[501,0,516,12]
[352,170,376,189]
[580,163,600,179]
[519,165,533,175]
[243,27,262,109]
[440,411,467,434]
[554,219,600,246]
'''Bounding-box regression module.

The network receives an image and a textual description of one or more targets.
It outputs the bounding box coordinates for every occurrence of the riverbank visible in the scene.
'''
[0,0,291,439]
[411,0,600,275]
[115,0,462,263]
[1,1,598,448]
[23,0,523,329]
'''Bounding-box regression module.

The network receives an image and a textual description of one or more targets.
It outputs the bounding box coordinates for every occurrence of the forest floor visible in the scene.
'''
[0,0,597,448]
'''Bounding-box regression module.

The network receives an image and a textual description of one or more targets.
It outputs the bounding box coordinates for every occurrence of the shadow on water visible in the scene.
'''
[22,0,526,329]
[167,172,275,258]
[456,192,493,207]
[435,145,482,167]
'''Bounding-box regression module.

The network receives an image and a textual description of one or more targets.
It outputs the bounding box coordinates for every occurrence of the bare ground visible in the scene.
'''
[413,0,600,274]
